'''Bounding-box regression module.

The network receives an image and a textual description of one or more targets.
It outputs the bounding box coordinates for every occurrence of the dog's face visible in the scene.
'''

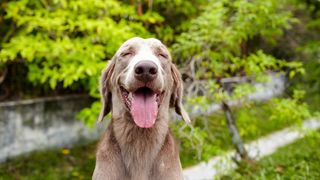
[98,37,190,128]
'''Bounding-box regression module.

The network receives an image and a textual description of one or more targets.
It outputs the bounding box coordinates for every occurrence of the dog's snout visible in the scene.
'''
[134,60,158,83]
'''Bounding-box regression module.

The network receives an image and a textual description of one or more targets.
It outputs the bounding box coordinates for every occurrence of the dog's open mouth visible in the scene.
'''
[120,86,163,128]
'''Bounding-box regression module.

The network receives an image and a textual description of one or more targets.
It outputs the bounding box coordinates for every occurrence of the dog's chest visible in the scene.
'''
[111,115,170,177]
[124,135,160,163]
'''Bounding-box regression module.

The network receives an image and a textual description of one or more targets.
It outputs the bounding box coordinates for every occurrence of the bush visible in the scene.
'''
[172,96,311,167]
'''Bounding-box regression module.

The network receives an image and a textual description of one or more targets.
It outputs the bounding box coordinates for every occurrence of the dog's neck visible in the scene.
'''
[111,107,170,178]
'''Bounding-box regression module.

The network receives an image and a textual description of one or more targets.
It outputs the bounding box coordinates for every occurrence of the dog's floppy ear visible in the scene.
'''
[97,59,115,122]
[170,63,191,123]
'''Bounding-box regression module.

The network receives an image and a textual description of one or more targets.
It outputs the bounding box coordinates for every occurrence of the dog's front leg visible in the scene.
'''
[92,157,126,180]
[150,133,184,180]
[92,130,127,180]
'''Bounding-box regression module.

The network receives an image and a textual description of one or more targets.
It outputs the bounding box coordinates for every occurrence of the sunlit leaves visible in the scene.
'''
[269,98,311,125]
[172,0,303,103]
[0,0,153,92]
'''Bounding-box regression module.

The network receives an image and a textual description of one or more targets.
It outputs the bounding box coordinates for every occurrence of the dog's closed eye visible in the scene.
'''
[158,53,168,59]
[121,52,132,57]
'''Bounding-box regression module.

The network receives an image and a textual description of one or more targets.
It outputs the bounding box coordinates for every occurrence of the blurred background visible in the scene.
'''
[0,0,319,179]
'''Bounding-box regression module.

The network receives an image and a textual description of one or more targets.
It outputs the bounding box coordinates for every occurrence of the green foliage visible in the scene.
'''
[0,0,308,124]
[173,0,297,77]
[300,58,320,112]
[0,0,152,96]
[290,6,320,112]
[76,101,106,128]
[171,98,311,167]
[135,0,208,44]
[168,1,312,167]
[269,98,311,125]
[171,0,304,110]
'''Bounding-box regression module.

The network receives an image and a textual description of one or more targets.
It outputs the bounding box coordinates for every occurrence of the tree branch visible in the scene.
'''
[221,100,249,163]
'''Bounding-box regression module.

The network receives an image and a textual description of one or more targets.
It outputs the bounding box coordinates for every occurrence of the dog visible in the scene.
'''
[92,37,190,180]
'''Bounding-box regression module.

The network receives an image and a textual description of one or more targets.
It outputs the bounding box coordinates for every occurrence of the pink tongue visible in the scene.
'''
[131,92,158,128]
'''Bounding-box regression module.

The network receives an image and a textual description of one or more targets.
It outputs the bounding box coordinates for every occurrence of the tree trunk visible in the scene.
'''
[137,0,143,16]
[222,100,249,163]
[0,66,7,84]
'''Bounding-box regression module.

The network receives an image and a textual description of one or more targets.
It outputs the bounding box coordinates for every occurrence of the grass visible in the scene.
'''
[0,100,311,179]
[304,93,320,114]
[0,142,97,180]
[223,130,320,179]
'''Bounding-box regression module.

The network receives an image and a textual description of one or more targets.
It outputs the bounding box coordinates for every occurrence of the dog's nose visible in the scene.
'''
[134,60,158,83]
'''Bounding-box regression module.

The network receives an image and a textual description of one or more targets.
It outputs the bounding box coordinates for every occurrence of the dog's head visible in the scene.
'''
[98,37,190,128]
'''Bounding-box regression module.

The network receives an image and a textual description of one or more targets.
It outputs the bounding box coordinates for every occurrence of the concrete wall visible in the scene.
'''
[186,73,286,117]
[0,73,285,163]
[0,95,106,162]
